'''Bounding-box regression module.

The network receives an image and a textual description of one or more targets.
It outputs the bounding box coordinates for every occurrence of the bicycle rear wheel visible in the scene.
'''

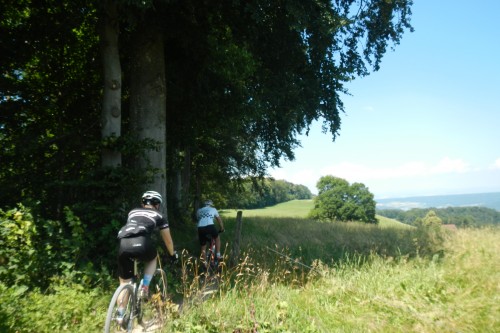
[205,241,218,276]
[138,268,168,330]
[104,283,135,333]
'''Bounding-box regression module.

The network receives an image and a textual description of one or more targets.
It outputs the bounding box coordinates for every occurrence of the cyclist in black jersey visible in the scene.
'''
[116,191,177,296]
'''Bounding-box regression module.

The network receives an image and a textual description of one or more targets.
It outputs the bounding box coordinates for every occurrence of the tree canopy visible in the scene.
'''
[309,175,377,223]
[0,0,414,290]
[1,0,413,223]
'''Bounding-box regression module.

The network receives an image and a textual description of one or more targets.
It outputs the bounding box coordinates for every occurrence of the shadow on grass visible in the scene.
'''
[223,216,449,272]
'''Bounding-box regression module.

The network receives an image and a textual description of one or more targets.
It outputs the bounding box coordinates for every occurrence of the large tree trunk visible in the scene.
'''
[100,0,122,167]
[170,147,191,222]
[129,23,167,210]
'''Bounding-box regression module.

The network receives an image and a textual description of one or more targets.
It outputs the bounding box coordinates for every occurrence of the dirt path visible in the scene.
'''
[131,323,161,333]
[130,277,219,332]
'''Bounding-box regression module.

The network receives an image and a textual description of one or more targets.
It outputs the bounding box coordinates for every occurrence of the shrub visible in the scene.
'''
[0,205,40,288]
[0,204,97,290]
[0,282,107,333]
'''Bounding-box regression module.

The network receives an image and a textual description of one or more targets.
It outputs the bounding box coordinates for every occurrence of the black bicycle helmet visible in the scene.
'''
[142,191,163,205]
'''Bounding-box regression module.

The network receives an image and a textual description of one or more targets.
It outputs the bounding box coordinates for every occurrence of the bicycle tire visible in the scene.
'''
[205,240,218,276]
[104,283,135,333]
[138,268,168,330]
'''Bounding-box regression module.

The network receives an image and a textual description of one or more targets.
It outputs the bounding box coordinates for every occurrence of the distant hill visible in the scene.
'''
[222,199,411,229]
[376,192,500,211]
[222,199,314,218]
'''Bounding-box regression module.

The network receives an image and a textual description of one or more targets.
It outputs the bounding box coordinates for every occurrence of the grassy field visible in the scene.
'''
[3,201,499,332]
[221,199,316,218]
[161,209,499,333]
[222,199,413,229]
[162,201,498,332]
[174,228,500,333]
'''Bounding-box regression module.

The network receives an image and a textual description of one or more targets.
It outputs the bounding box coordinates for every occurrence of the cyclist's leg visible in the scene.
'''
[143,257,156,279]
[117,239,136,312]
[206,225,220,259]
[215,236,221,259]
[137,235,157,294]
[198,226,208,260]
[139,267,168,329]
[200,244,207,260]
[205,226,220,273]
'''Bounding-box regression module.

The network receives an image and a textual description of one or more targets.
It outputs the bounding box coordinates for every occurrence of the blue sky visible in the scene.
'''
[270,0,500,199]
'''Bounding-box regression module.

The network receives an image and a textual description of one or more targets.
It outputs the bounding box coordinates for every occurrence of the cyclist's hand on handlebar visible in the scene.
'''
[169,251,179,264]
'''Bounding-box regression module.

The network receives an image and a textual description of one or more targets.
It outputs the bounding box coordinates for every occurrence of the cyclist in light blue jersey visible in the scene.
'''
[197,199,225,261]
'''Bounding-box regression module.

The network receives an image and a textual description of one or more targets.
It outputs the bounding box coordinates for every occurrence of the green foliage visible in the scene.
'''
[163,0,413,216]
[0,0,101,213]
[0,282,107,333]
[0,205,37,288]
[0,204,106,290]
[1,0,414,229]
[377,206,500,228]
[309,176,377,223]
[416,210,443,227]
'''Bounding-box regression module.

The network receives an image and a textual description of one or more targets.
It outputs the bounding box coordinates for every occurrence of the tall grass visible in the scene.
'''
[229,216,422,267]
[2,202,498,332]
[163,227,499,333]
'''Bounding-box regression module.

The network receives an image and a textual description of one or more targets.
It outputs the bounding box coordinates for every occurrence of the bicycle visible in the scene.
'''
[203,229,224,277]
[104,256,168,333]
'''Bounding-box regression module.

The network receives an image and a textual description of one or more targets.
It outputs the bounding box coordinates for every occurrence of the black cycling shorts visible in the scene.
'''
[118,235,157,280]
[198,224,218,246]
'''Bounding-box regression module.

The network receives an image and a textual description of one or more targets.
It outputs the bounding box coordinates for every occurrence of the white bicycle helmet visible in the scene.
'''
[142,191,163,205]
[204,199,213,206]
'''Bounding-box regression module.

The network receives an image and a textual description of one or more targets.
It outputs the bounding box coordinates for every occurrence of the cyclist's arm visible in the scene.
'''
[159,228,175,256]
[216,216,224,232]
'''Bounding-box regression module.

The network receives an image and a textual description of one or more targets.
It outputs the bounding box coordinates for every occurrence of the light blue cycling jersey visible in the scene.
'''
[197,205,220,228]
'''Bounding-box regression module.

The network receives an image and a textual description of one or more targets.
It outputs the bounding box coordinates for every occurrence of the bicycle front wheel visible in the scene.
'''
[104,283,135,333]
[139,268,168,330]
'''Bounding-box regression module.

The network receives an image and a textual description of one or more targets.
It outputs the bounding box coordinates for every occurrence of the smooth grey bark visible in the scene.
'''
[100,0,122,167]
[171,147,191,220]
[129,26,167,208]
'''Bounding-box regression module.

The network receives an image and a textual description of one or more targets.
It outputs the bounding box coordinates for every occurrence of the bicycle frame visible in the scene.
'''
[104,256,168,333]
[203,234,219,276]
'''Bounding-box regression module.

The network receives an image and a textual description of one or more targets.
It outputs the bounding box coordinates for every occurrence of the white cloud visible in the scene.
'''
[493,158,500,169]
[269,168,318,191]
[431,157,469,174]
[270,157,498,196]
[321,157,470,183]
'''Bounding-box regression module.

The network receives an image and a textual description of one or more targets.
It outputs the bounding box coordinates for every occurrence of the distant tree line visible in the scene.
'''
[377,206,500,228]
[222,178,312,209]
